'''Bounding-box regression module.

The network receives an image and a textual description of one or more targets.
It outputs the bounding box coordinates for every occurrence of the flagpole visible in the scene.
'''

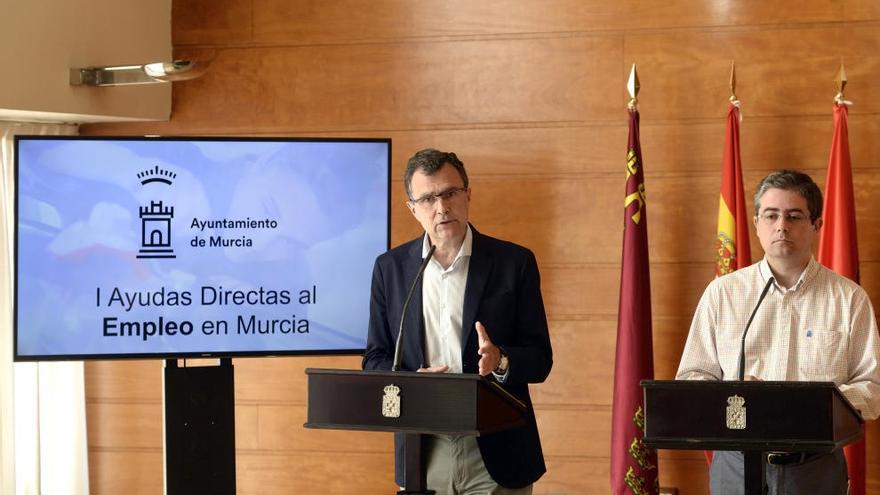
[729,60,737,102]
[611,62,658,495]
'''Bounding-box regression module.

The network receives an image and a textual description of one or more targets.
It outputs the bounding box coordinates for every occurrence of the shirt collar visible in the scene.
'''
[758,256,819,292]
[421,225,473,262]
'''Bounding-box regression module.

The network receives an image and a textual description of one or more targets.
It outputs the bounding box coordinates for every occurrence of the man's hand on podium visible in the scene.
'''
[417,365,450,373]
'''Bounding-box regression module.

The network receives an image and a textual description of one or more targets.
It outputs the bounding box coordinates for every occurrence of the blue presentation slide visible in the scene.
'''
[15,138,389,359]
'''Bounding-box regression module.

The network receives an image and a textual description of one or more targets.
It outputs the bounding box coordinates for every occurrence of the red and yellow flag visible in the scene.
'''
[817,102,865,495]
[715,102,752,276]
[704,100,755,466]
[611,107,658,495]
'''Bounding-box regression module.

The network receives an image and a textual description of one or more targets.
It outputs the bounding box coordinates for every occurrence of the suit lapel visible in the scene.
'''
[462,230,492,352]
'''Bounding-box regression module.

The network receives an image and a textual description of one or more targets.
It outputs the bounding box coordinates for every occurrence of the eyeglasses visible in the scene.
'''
[409,187,467,208]
[757,211,809,225]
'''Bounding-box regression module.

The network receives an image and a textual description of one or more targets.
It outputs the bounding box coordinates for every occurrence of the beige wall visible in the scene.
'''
[0,0,171,123]
[81,1,880,494]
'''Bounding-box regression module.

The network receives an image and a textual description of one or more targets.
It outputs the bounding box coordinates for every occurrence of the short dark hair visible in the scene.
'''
[753,170,823,223]
[404,149,469,200]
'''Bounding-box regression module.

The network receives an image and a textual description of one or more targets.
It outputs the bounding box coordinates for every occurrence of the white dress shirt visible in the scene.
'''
[421,227,472,373]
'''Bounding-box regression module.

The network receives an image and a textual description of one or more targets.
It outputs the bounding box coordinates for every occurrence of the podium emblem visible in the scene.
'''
[726,395,746,429]
[382,384,401,418]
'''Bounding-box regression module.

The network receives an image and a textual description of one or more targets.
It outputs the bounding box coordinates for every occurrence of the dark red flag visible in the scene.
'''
[610,108,658,495]
[817,102,865,495]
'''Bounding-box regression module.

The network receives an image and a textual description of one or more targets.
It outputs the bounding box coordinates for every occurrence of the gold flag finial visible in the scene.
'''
[834,59,847,102]
[729,60,737,102]
[627,64,640,108]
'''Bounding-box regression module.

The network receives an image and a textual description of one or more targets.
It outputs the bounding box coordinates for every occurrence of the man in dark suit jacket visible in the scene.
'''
[363,149,553,493]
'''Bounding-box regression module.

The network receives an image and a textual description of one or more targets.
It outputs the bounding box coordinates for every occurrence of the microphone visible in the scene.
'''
[392,244,436,372]
[738,276,775,381]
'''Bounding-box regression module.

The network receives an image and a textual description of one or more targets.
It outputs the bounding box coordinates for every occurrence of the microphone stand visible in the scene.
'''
[392,244,435,372]
[738,276,775,381]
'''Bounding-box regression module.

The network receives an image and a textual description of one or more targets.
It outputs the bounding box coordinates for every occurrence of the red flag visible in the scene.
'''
[818,103,859,281]
[611,107,658,495]
[817,102,865,495]
[715,102,752,276]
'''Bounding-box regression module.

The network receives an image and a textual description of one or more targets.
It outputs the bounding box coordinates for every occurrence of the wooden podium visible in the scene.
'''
[642,380,863,494]
[305,368,528,494]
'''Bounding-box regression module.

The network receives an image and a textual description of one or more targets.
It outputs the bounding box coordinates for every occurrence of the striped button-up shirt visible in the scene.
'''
[676,257,880,419]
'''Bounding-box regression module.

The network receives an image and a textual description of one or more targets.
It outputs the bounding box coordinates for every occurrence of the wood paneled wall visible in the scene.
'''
[81,1,880,493]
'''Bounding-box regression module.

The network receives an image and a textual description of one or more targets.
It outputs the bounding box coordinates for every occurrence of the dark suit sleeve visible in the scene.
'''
[473,245,551,488]
[503,249,553,385]
[362,258,394,371]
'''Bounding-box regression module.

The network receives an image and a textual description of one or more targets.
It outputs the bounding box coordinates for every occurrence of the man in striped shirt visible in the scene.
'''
[676,170,880,495]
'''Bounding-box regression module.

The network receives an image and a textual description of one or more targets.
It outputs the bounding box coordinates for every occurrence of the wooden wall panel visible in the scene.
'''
[640,115,880,176]
[86,402,162,449]
[533,320,614,406]
[625,24,880,120]
[82,2,880,494]
[656,452,711,493]
[542,262,712,320]
[174,0,854,46]
[124,35,623,134]
[844,0,880,21]
[233,355,361,403]
[85,360,162,400]
[172,0,252,45]
[88,451,164,495]
[250,405,393,453]
[236,453,397,495]
[540,456,615,494]
[537,407,611,458]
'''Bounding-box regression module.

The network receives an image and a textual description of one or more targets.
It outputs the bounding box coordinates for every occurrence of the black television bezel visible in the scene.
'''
[13,135,392,362]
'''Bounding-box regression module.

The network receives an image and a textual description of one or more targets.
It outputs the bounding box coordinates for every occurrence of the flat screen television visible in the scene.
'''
[14,136,390,361]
